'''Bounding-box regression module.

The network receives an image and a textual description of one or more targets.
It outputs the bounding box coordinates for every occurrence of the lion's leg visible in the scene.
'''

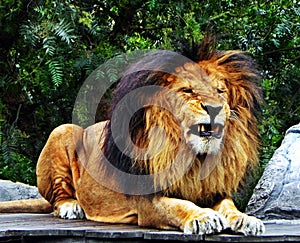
[213,197,265,235]
[36,124,85,219]
[137,196,228,234]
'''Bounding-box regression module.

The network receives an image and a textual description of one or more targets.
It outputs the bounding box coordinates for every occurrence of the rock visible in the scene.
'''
[246,123,300,220]
[0,180,41,201]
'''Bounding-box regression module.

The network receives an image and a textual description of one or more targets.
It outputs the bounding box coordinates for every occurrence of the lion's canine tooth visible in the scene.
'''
[201,125,206,132]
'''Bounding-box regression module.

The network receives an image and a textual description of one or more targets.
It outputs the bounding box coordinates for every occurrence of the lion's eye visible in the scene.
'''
[217,88,225,94]
[182,88,194,94]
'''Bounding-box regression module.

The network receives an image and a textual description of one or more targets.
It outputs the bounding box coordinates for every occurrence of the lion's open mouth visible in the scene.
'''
[189,123,224,139]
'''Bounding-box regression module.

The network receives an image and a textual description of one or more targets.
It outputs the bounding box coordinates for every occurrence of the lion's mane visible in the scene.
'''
[103,38,262,207]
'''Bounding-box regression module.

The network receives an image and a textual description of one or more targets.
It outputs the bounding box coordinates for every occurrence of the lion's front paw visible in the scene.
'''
[54,200,85,219]
[183,209,228,235]
[229,213,265,236]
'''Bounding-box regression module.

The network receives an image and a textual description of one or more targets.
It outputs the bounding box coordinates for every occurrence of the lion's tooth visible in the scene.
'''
[201,125,205,132]
[197,124,201,133]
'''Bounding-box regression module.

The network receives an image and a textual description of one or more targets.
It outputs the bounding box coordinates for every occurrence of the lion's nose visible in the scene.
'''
[201,104,223,121]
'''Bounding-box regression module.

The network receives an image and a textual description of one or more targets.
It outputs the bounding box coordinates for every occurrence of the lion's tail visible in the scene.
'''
[0,198,52,213]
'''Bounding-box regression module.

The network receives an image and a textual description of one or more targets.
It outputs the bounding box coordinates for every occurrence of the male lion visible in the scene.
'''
[0,40,265,235]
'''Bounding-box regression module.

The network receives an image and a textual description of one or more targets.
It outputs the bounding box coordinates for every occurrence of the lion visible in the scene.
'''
[0,39,265,236]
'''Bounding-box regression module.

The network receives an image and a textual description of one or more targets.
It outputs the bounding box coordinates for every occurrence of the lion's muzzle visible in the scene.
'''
[188,103,225,139]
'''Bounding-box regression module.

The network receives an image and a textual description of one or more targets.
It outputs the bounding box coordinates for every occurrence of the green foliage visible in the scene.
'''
[0,0,299,211]
[0,120,35,185]
[46,59,64,87]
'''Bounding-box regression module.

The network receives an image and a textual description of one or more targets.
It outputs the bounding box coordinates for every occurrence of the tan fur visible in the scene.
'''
[0,49,264,235]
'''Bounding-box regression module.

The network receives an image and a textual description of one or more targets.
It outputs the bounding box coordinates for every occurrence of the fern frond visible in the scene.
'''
[20,23,40,47]
[43,37,56,56]
[46,59,63,86]
[53,19,77,45]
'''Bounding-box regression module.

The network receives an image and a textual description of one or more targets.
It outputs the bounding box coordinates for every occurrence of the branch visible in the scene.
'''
[263,46,300,55]
[11,104,22,129]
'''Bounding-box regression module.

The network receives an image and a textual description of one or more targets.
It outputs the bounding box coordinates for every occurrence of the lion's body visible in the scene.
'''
[36,121,139,224]
[0,40,265,235]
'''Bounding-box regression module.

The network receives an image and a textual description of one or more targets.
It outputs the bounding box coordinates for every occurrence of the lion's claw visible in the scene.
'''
[230,214,265,236]
[184,210,228,234]
[55,200,85,219]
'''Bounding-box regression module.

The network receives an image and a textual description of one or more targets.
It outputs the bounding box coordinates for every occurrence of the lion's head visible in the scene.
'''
[103,38,261,205]
[162,62,230,155]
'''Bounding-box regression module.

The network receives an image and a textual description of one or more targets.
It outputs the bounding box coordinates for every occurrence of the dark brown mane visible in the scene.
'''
[103,50,192,175]
[180,36,217,62]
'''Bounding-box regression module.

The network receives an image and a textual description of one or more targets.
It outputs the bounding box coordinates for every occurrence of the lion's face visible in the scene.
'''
[165,62,230,155]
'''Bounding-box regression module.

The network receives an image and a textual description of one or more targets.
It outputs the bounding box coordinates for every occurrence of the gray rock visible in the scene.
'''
[246,123,300,220]
[0,180,41,201]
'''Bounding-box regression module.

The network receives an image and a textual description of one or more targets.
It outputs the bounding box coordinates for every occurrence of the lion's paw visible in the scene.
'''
[229,213,265,236]
[183,210,228,235]
[55,200,85,220]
